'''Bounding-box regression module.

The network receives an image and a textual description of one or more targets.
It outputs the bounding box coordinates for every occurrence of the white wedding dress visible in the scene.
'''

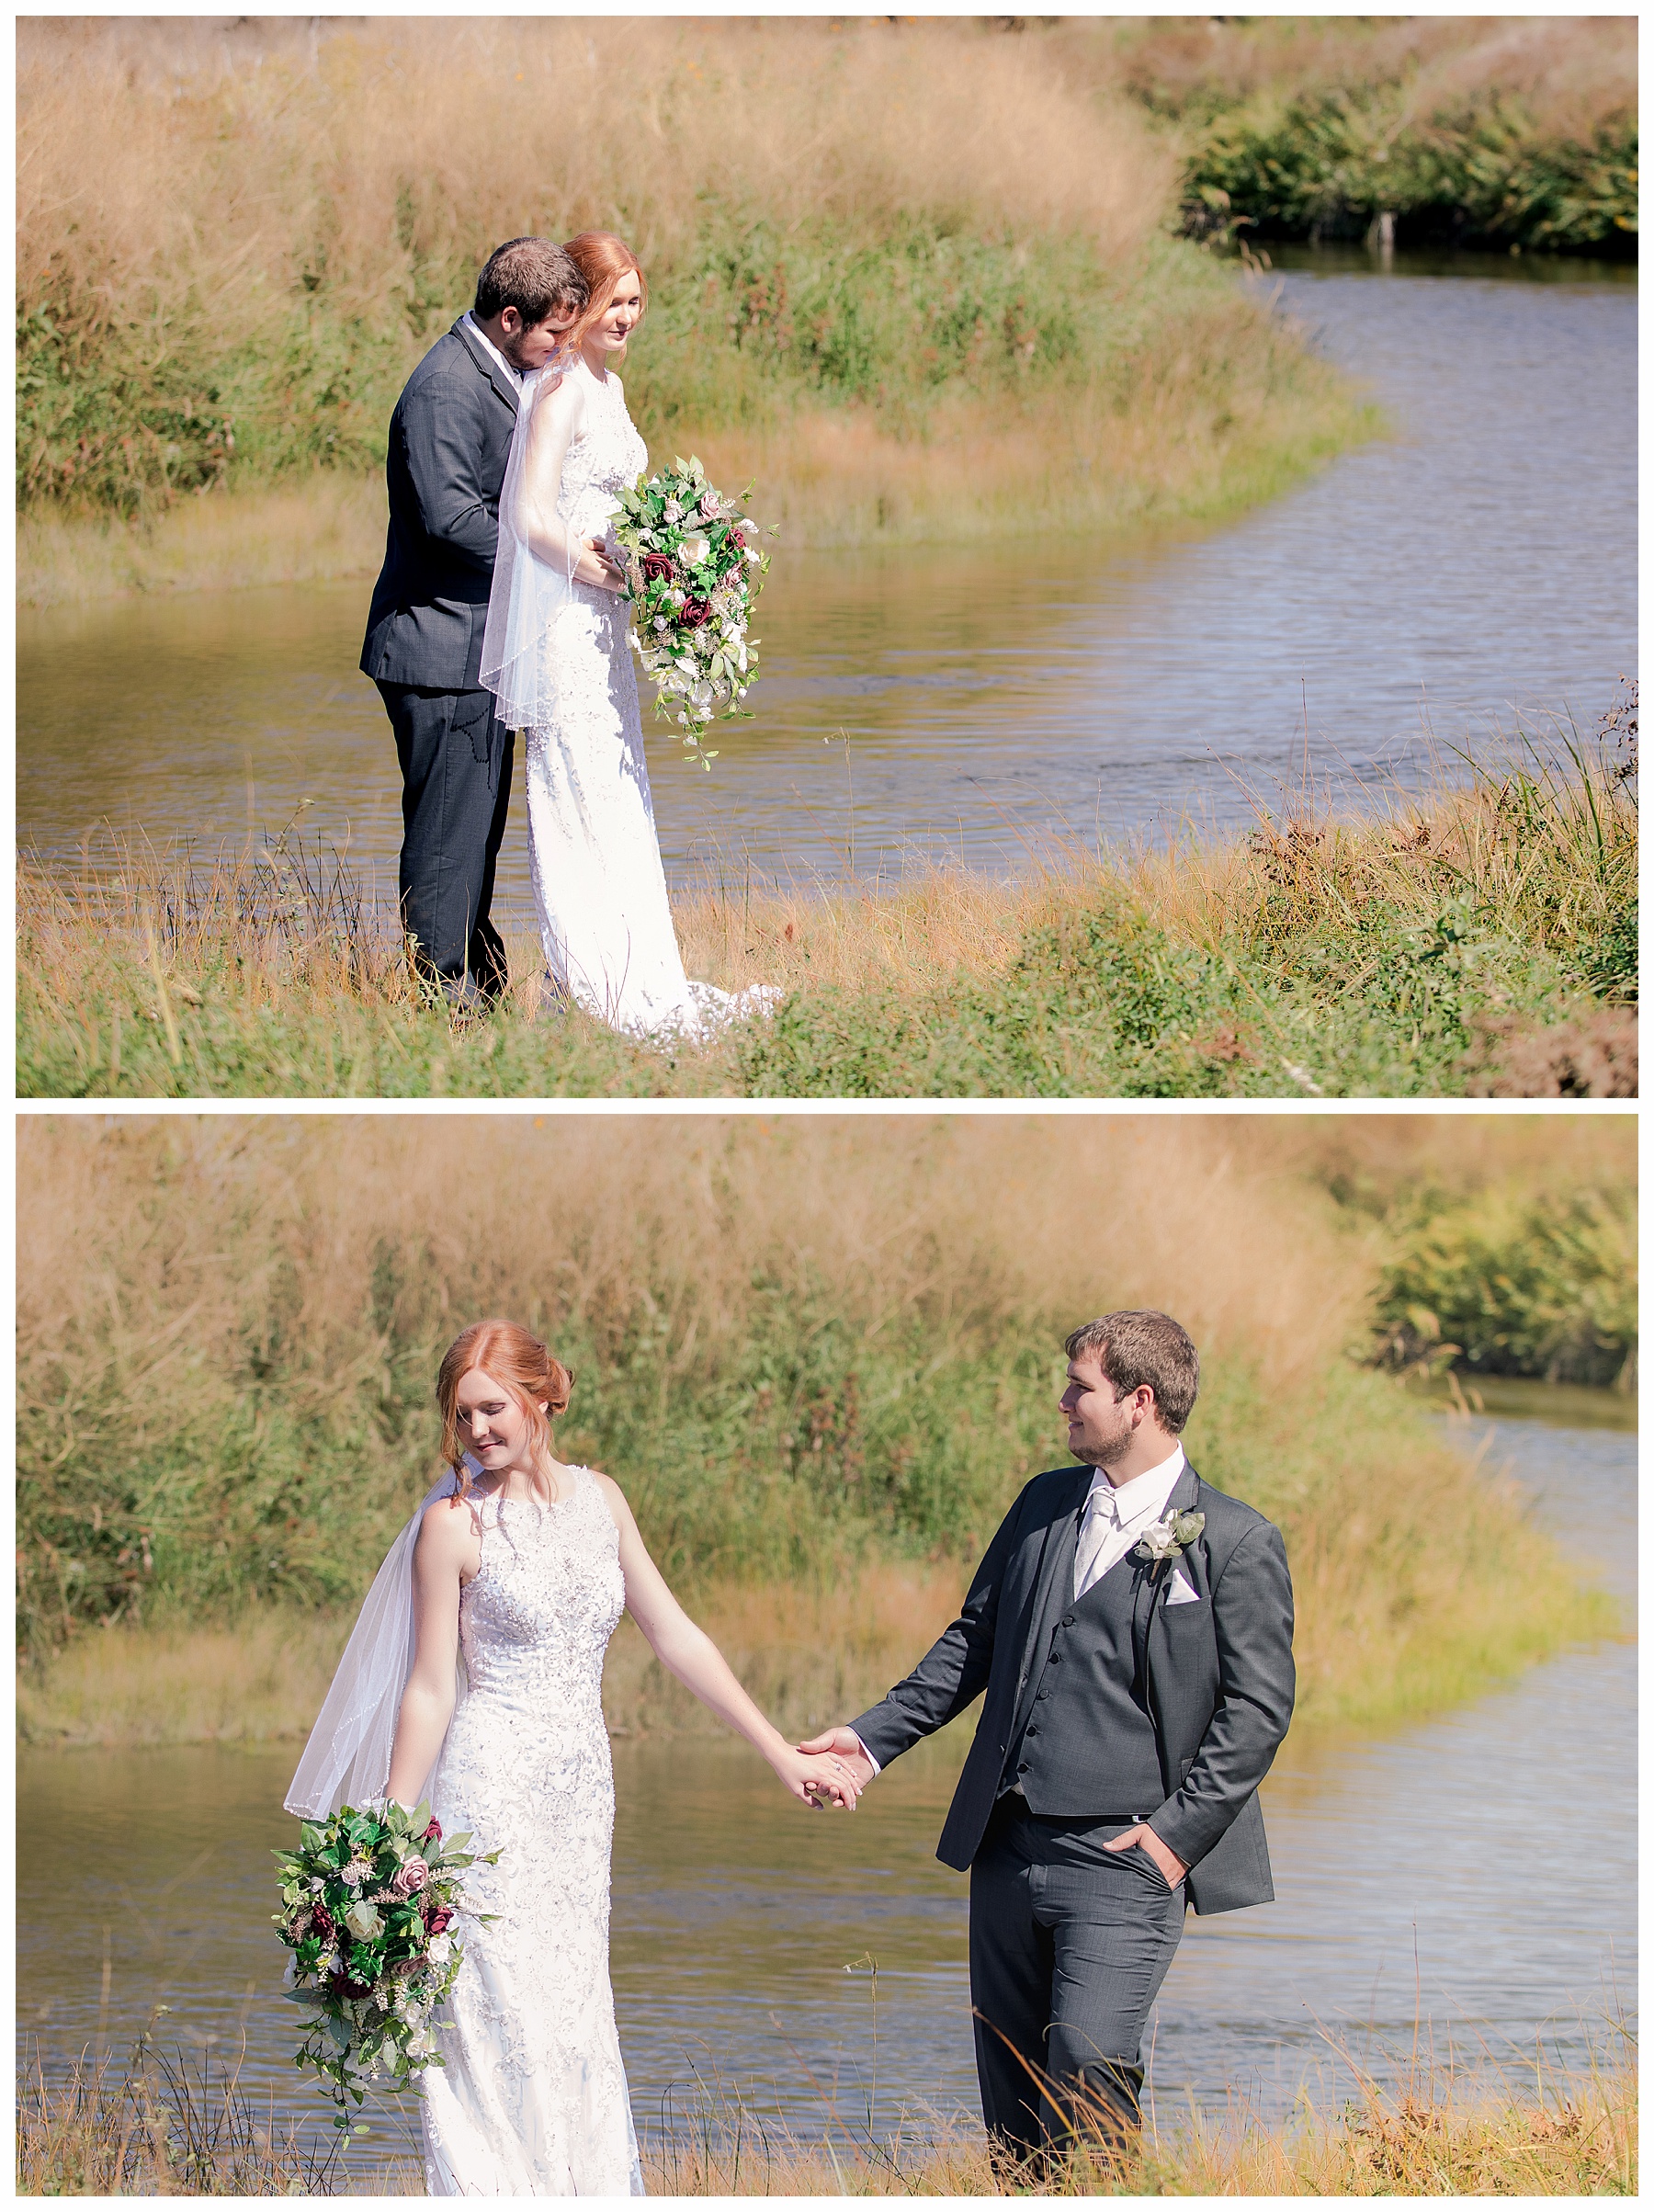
[513,357,773,1040]
[420,1471,645,2196]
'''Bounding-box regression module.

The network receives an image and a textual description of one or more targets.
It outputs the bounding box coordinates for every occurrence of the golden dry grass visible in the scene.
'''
[18,17,1170,302]
[19,2034,1636,2196]
[17,15,1371,599]
[640,2060,1638,2195]
[17,1117,1626,1752]
[1053,15,1638,146]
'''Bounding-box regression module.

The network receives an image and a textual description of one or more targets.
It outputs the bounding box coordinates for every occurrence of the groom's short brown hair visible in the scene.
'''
[1064,1310,1199,1434]
[474,237,587,326]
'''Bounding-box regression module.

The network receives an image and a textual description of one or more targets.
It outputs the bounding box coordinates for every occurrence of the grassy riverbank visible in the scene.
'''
[18,725,1637,1099]
[17,17,1372,607]
[18,2036,1637,2196]
[1127,17,1637,256]
[18,1117,1629,1749]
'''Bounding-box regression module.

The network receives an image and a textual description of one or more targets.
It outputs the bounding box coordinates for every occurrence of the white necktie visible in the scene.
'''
[1074,1482,1125,1600]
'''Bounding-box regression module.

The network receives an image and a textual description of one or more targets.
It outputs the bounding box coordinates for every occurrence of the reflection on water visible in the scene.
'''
[17,255,1635,900]
[16,1417,1634,2156]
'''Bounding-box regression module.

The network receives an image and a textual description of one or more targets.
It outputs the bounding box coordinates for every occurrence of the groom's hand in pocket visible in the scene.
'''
[798,1726,877,1791]
[1103,1821,1188,1889]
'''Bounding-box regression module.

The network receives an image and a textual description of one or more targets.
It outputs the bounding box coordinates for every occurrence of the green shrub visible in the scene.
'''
[1374,1184,1637,1387]
[1184,98,1637,255]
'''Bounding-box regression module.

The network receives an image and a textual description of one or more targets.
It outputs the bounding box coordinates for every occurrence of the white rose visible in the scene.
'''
[679,533,710,569]
[428,1932,454,1967]
[282,1954,299,1989]
[344,1900,384,1942]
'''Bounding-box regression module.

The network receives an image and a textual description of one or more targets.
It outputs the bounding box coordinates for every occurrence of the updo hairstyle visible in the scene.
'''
[436,1320,573,1496]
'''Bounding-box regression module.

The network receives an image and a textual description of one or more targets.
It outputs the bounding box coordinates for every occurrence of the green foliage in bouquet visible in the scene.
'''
[611,456,776,769]
[272,1798,497,2134]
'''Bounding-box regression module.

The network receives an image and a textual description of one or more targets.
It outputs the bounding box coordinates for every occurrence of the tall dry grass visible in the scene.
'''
[1055,15,1637,146]
[17,14,1370,592]
[18,2033,1636,2196]
[17,1117,1624,1751]
[19,724,1635,1099]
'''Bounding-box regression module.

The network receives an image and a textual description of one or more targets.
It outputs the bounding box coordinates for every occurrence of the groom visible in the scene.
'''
[360,237,587,1010]
[804,1310,1295,2165]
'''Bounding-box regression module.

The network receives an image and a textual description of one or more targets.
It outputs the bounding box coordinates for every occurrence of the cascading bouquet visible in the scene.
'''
[272,1798,497,2134]
[610,455,776,768]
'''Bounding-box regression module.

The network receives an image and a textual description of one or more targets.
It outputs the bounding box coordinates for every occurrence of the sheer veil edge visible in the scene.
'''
[284,1464,476,1821]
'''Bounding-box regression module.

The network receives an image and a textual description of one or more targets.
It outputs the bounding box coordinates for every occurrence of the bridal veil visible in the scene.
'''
[285,1465,475,1820]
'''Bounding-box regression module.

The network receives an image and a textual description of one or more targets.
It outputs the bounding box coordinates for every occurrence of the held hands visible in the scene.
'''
[773,1743,863,1812]
[797,1727,878,1794]
[1103,1821,1188,1888]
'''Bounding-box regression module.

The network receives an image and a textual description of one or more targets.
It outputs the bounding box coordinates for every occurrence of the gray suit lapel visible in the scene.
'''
[1007,1468,1090,1749]
[1142,1461,1206,1696]
[452,318,522,423]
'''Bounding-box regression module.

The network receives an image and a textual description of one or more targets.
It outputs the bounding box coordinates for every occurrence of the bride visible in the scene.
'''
[481,231,772,1040]
[286,1319,860,2195]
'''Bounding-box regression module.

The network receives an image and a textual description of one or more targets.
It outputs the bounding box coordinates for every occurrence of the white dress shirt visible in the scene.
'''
[460,309,524,392]
[1073,1443,1186,1599]
[854,1442,1189,1782]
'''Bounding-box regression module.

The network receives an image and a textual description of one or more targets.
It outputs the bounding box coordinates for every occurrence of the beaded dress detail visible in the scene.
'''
[420,1469,644,2195]
[520,357,776,1040]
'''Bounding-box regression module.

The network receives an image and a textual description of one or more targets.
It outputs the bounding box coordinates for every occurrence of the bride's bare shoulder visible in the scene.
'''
[418,1491,481,1552]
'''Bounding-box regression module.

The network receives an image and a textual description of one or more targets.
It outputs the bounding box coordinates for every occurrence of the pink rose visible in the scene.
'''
[392,1856,430,1898]
[699,492,719,518]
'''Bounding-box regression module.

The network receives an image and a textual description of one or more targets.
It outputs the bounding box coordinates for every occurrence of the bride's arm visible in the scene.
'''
[595,1473,860,1809]
[514,378,626,593]
[384,1497,479,1809]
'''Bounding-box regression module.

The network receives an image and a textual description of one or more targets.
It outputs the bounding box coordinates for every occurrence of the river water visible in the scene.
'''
[16,1412,1635,2166]
[17,251,1635,904]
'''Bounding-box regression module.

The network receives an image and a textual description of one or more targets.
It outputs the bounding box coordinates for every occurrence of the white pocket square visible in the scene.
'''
[1165,1567,1201,1605]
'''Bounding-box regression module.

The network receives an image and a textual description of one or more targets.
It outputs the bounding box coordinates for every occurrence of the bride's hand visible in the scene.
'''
[573,535,626,594]
[773,1744,861,1811]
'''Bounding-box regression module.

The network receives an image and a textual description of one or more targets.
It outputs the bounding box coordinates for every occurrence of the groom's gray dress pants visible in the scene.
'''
[969,1798,1185,2161]
[379,681,515,1002]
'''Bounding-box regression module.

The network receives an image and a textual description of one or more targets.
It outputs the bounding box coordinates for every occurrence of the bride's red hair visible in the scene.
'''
[562,231,648,357]
[436,1321,573,1494]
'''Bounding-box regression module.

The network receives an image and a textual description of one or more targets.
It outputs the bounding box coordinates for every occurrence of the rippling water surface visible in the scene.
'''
[17,253,1635,900]
[17,1413,1633,2161]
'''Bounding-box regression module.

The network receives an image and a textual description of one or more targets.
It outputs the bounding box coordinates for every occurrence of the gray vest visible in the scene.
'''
[1007,1549,1164,1816]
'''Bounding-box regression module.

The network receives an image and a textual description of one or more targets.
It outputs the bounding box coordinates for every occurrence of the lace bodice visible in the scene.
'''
[558,359,649,543]
[457,1471,626,1720]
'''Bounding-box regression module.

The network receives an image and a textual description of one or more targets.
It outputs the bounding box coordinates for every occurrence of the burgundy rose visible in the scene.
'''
[639,551,675,584]
[311,1901,335,1941]
[329,1969,373,2001]
[421,1818,442,1844]
[679,598,712,629]
[425,1904,455,1936]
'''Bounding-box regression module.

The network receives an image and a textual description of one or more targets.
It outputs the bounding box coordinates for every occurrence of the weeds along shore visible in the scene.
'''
[17,1116,1631,1752]
[17,17,1376,607]
[17,2033,1638,2195]
[17,729,1637,1101]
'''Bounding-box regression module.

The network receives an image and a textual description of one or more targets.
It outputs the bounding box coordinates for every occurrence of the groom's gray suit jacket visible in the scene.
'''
[852,1459,1295,1916]
[360,319,521,693]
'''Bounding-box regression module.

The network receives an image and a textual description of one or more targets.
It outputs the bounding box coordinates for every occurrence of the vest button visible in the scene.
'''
[1027,1725,1039,1737]
[1048,1652,1062,1663]
[1060,1614,1076,1627]
[1017,1762,1030,1774]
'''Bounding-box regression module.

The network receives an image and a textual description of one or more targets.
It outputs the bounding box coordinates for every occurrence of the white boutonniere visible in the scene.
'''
[1135,1509,1206,1572]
